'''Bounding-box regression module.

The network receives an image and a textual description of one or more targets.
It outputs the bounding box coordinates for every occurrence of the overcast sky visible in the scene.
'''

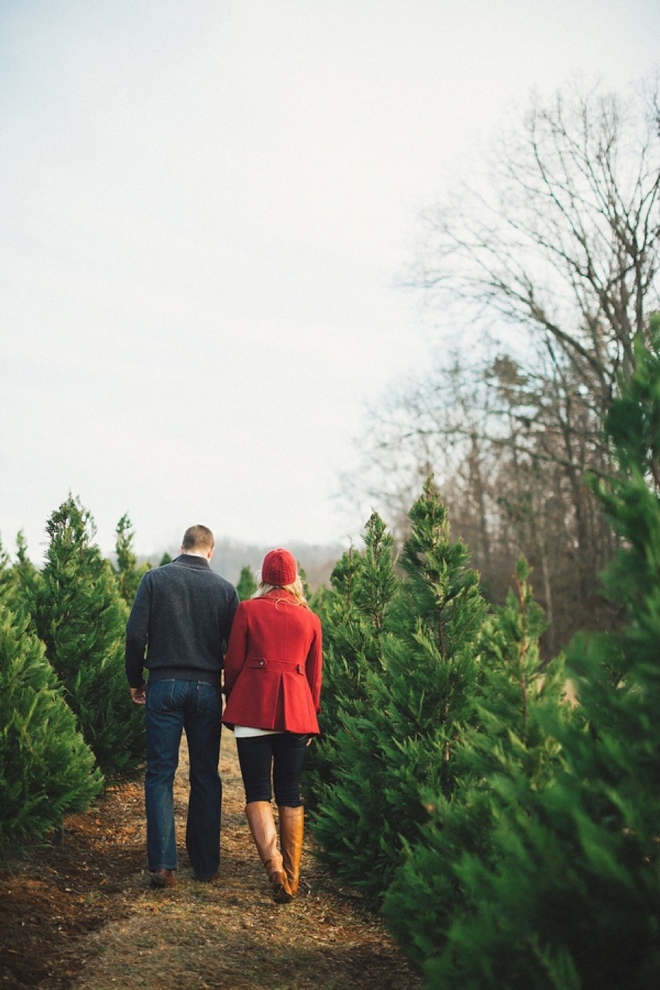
[1,0,658,560]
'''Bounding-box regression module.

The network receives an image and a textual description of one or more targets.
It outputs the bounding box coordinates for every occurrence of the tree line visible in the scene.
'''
[347,77,660,654]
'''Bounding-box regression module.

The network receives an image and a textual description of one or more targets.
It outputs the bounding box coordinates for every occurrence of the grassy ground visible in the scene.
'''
[0,733,420,990]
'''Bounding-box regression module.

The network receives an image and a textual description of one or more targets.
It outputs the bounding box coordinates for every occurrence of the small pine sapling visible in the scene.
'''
[0,532,40,622]
[114,514,150,604]
[236,565,258,601]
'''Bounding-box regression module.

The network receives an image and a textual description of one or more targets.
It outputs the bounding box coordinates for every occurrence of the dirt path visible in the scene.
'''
[1,732,421,990]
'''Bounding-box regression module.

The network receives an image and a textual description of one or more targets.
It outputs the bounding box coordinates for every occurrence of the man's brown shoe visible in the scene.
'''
[151,868,176,888]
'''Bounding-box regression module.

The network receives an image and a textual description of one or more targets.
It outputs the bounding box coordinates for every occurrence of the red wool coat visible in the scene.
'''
[222,590,322,734]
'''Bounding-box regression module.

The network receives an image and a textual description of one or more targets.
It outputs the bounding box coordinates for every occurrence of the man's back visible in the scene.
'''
[125,554,238,689]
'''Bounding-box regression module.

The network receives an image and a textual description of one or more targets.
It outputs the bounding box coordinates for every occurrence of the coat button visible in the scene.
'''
[259,660,265,667]
[297,664,303,674]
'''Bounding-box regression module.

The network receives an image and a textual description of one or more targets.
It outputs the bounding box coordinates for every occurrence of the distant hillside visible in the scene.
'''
[143,538,346,590]
[211,538,346,590]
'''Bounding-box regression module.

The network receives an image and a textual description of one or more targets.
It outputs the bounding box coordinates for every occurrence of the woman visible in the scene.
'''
[222,548,322,903]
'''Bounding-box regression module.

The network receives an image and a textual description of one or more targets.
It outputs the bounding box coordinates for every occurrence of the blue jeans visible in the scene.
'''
[145,679,222,878]
[236,732,308,806]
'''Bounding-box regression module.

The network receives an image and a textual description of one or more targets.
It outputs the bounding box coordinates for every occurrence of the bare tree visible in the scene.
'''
[417,79,660,398]
[349,78,659,650]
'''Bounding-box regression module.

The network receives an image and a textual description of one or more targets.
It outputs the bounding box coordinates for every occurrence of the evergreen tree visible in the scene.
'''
[158,551,173,567]
[0,594,101,852]
[383,557,571,975]
[32,496,145,779]
[303,513,400,808]
[236,565,258,601]
[403,320,660,989]
[13,531,39,610]
[0,532,38,620]
[0,539,12,601]
[298,564,313,604]
[311,481,486,904]
[114,513,150,604]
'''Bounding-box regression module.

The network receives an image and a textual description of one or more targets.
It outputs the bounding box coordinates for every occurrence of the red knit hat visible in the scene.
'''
[261,548,297,586]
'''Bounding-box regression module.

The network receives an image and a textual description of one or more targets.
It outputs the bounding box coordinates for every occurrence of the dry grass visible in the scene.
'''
[1,733,420,990]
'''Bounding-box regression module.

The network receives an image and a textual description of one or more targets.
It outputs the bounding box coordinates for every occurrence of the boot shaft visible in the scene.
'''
[278,804,304,896]
[245,801,293,903]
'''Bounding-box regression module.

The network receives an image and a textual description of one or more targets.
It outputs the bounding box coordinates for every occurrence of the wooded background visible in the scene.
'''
[346,78,660,654]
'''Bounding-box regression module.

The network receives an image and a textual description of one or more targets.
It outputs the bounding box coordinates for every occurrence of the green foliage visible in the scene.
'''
[319,512,399,724]
[0,600,101,853]
[31,496,145,779]
[385,322,660,989]
[158,551,173,567]
[299,565,313,604]
[0,532,38,621]
[310,481,487,904]
[236,565,258,601]
[383,556,571,980]
[303,512,400,809]
[0,539,13,602]
[114,513,150,604]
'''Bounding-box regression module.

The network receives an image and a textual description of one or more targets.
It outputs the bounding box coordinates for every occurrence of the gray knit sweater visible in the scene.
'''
[124,554,239,689]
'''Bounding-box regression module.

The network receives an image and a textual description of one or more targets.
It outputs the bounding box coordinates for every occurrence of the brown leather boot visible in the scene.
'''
[278,805,304,896]
[245,802,293,903]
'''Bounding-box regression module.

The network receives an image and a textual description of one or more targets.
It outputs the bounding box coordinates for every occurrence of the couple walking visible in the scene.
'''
[125,524,322,903]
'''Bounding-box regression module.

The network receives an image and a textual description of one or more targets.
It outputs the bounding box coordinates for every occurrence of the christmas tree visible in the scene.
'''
[32,496,145,779]
[0,539,14,602]
[311,482,486,904]
[0,581,101,852]
[236,565,258,601]
[114,513,150,604]
[304,512,400,808]
[0,532,38,620]
[383,557,571,977]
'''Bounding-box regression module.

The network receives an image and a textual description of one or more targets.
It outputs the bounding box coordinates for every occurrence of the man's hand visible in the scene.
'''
[130,684,147,705]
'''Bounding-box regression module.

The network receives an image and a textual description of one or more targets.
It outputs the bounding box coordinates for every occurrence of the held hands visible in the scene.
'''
[130,684,147,705]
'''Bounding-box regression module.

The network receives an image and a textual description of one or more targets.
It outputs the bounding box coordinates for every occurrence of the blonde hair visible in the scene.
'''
[253,574,308,607]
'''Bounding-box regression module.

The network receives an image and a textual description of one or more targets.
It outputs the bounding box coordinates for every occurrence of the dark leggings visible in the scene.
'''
[236,732,309,807]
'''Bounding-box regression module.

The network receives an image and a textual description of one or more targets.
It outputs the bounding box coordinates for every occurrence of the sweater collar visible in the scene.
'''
[174,553,211,569]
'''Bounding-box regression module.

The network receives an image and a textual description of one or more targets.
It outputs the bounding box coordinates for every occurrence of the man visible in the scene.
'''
[125,524,238,887]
